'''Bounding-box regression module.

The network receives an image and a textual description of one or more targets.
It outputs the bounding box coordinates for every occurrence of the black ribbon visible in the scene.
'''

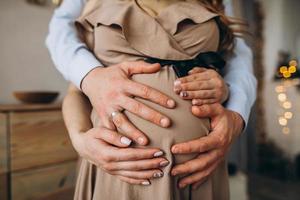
[145,52,226,78]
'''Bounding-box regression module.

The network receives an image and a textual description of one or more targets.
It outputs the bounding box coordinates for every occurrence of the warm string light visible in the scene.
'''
[279,60,298,78]
[274,79,296,135]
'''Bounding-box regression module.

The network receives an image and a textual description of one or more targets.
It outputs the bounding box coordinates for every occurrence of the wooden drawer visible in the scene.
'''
[10,111,77,171]
[0,173,8,200]
[11,161,76,200]
[0,113,8,174]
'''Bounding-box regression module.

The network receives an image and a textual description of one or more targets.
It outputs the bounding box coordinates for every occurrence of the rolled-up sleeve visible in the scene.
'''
[45,0,102,89]
[224,38,257,125]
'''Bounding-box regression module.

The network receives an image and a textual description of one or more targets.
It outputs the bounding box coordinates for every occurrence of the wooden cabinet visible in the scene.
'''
[0,104,78,200]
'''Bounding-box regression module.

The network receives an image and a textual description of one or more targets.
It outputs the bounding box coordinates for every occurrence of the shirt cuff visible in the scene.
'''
[224,84,251,127]
[68,48,103,89]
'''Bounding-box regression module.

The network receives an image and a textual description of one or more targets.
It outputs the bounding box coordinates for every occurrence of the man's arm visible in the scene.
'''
[223,38,257,125]
[45,0,102,88]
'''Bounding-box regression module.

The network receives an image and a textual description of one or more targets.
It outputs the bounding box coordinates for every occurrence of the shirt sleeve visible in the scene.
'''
[223,38,257,125]
[45,0,103,89]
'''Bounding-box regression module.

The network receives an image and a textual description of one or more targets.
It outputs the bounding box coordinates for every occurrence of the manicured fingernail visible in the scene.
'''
[160,117,170,127]
[180,91,188,97]
[154,151,164,157]
[174,80,181,86]
[192,99,198,105]
[137,137,145,145]
[167,99,176,108]
[188,69,194,74]
[153,172,164,178]
[172,146,179,153]
[160,160,169,167]
[141,181,151,186]
[120,136,132,146]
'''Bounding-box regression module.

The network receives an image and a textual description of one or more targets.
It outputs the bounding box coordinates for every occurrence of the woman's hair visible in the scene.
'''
[198,0,235,56]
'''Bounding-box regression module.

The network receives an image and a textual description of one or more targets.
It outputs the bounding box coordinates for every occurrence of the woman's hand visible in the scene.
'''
[173,67,229,105]
[71,127,169,186]
[81,61,176,145]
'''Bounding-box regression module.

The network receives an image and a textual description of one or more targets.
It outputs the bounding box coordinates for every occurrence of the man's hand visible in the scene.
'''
[170,103,244,189]
[81,61,176,146]
[71,127,169,186]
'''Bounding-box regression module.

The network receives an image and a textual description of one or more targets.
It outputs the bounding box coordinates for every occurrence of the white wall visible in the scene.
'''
[261,0,300,156]
[0,0,67,104]
[262,0,300,80]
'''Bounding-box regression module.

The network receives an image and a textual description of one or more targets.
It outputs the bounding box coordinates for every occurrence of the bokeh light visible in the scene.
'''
[282,127,290,135]
[278,93,287,102]
[284,111,293,119]
[282,101,292,109]
[279,117,288,126]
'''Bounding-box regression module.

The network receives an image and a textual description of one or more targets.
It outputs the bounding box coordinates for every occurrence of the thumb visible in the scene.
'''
[120,61,161,76]
[191,103,224,118]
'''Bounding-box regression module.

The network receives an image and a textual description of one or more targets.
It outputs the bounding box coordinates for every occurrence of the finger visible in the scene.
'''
[191,103,224,118]
[111,112,148,145]
[192,99,218,106]
[171,135,219,154]
[120,97,171,128]
[93,127,132,147]
[178,159,220,189]
[106,147,165,162]
[97,109,116,130]
[171,150,220,176]
[111,169,164,179]
[117,175,151,186]
[175,71,211,84]
[127,80,176,109]
[120,61,161,76]
[188,67,207,74]
[177,80,215,91]
[179,90,217,100]
[103,157,169,171]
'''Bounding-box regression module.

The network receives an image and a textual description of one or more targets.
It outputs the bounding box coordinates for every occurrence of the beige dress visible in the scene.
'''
[75,0,229,199]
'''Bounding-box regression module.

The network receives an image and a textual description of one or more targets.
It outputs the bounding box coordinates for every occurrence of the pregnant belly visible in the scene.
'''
[123,66,210,165]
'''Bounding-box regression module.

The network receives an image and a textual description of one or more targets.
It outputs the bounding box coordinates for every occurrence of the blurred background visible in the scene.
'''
[0,0,300,199]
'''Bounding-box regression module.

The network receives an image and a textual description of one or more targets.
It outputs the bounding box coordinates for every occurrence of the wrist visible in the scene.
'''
[230,111,245,137]
[81,66,103,95]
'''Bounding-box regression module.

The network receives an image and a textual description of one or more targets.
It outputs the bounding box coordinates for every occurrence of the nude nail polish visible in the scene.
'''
[137,137,145,145]
[160,160,169,167]
[167,99,176,108]
[153,172,164,178]
[141,181,151,186]
[154,151,164,157]
[180,91,188,97]
[120,136,132,146]
[160,117,170,127]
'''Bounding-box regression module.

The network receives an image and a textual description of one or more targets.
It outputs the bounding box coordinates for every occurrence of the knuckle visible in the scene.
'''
[112,115,123,128]
[215,78,223,87]
[197,82,203,88]
[102,163,114,171]
[140,85,151,98]
[131,101,142,114]
[102,153,114,162]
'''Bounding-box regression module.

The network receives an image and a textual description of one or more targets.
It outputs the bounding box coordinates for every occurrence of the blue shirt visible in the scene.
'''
[45,0,257,124]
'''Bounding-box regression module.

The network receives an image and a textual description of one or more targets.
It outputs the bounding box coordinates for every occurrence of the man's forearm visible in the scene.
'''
[62,84,93,140]
[45,0,102,88]
[224,38,257,125]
